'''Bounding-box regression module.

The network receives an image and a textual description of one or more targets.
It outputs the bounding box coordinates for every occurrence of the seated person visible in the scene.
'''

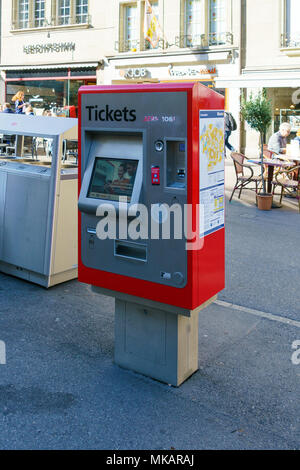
[2,103,14,114]
[268,122,291,156]
[24,104,34,115]
[295,128,300,143]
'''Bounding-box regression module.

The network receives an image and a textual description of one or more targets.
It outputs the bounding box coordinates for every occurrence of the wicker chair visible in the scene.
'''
[229,152,262,202]
[274,165,300,212]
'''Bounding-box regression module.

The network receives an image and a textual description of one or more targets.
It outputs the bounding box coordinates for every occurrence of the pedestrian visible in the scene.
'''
[294,128,300,143]
[2,102,14,113]
[224,111,237,154]
[24,104,34,115]
[12,91,25,114]
[267,122,291,155]
[43,109,53,117]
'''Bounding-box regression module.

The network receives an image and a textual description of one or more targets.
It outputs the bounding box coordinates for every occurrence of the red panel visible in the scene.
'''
[192,84,225,308]
[78,82,225,310]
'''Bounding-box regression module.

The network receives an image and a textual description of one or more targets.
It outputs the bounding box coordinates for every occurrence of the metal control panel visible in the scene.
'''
[79,91,187,288]
[151,166,160,185]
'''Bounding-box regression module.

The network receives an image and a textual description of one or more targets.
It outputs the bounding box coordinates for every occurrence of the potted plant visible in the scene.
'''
[241,89,273,210]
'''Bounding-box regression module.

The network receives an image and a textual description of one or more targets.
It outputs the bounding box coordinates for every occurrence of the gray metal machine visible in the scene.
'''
[0,114,78,287]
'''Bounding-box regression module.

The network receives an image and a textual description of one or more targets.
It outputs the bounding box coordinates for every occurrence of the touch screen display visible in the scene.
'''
[87,157,138,202]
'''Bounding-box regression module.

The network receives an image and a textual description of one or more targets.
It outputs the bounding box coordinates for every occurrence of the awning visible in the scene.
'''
[106,51,231,68]
[215,72,300,88]
[0,113,77,137]
[1,62,100,71]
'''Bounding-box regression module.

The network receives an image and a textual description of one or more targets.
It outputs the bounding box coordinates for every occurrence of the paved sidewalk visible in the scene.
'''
[0,271,299,449]
[0,160,299,449]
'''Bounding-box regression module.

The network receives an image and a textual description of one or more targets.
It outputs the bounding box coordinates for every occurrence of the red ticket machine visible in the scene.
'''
[78,82,225,385]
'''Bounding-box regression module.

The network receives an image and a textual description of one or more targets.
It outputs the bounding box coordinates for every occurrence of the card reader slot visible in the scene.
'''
[114,240,147,262]
[165,139,186,190]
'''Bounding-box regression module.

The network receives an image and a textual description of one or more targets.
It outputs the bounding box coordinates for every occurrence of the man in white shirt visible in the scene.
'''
[268,122,291,155]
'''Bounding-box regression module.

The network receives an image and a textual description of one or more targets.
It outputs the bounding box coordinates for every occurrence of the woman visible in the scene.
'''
[12,91,25,114]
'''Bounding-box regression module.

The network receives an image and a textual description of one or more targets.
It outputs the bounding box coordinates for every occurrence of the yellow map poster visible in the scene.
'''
[199,110,225,237]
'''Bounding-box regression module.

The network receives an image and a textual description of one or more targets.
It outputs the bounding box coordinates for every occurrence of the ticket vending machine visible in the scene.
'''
[0,114,78,287]
[78,83,225,385]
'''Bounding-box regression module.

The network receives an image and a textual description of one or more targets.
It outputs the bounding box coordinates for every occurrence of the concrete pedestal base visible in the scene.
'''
[92,286,216,386]
[115,299,199,386]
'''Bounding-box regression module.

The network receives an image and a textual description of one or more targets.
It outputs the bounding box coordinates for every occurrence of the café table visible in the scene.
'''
[278,154,300,162]
[247,157,293,208]
[248,158,292,192]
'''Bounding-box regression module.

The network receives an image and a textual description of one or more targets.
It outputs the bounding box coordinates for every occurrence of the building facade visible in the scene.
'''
[0,0,242,143]
[0,0,115,116]
[103,0,242,151]
[217,0,300,155]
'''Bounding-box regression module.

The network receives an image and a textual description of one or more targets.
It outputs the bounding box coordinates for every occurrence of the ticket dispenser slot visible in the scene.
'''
[114,240,147,262]
[165,140,186,190]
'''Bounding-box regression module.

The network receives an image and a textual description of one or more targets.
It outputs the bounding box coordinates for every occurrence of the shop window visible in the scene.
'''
[5,78,94,118]
[284,0,300,47]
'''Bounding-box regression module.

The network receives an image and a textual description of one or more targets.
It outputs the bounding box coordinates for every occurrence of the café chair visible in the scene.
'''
[262,146,276,178]
[62,139,78,164]
[274,165,300,212]
[229,152,262,202]
[262,146,288,193]
[263,147,273,159]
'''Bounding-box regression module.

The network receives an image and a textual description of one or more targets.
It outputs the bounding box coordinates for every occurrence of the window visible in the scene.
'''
[6,76,96,118]
[124,4,139,51]
[180,0,231,48]
[285,0,300,47]
[12,0,89,30]
[19,0,29,28]
[58,0,71,25]
[145,1,159,49]
[185,0,203,47]
[35,0,45,27]
[76,0,89,24]
[118,1,161,53]
[209,0,226,44]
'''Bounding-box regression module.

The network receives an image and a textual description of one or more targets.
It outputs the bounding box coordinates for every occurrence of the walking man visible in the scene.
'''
[224,111,237,154]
